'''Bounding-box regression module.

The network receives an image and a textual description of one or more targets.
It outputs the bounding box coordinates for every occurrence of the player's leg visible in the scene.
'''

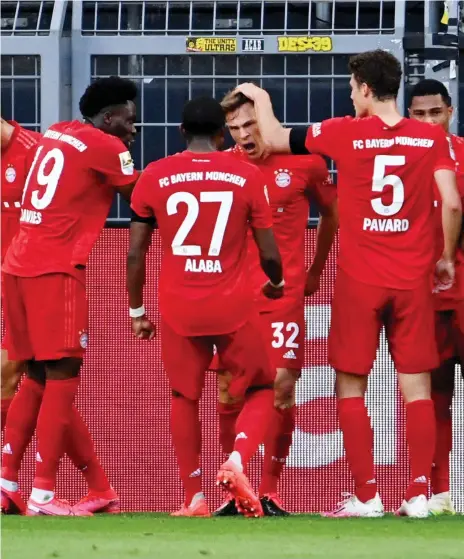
[258,306,304,516]
[324,269,384,518]
[428,310,456,515]
[161,319,213,517]
[213,367,243,517]
[0,273,38,515]
[215,316,275,517]
[0,349,25,431]
[388,282,439,519]
[68,407,119,514]
[1,361,45,515]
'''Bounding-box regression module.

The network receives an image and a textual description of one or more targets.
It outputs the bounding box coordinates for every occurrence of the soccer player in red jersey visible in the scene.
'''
[233,49,461,518]
[1,118,40,430]
[409,79,464,515]
[127,97,283,518]
[1,77,138,516]
[211,92,338,517]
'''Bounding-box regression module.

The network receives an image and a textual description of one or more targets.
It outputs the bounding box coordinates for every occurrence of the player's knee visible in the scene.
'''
[431,359,456,393]
[44,357,82,380]
[274,371,297,408]
[335,370,368,399]
[1,360,23,398]
[217,371,235,404]
[398,371,431,403]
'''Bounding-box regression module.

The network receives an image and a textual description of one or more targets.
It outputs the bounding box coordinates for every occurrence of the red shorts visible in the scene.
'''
[329,269,439,375]
[434,303,464,364]
[161,315,275,401]
[209,304,305,372]
[2,273,88,361]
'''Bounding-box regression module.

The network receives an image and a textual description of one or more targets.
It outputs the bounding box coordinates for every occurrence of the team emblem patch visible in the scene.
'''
[118,151,135,176]
[274,169,292,188]
[79,331,88,349]
[5,166,16,183]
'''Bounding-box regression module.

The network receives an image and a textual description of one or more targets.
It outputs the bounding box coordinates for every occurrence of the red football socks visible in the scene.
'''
[1,378,44,482]
[337,397,377,503]
[65,406,111,493]
[232,388,274,468]
[33,378,80,491]
[1,398,13,432]
[431,391,452,495]
[405,399,436,500]
[171,395,202,505]
[217,401,242,456]
[259,405,296,495]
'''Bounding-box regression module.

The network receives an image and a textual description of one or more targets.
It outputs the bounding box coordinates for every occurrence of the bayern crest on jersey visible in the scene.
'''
[5,166,16,183]
[79,331,88,349]
[274,168,292,188]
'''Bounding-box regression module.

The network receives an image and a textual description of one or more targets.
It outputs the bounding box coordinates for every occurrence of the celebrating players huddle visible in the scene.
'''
[1,49,463,519]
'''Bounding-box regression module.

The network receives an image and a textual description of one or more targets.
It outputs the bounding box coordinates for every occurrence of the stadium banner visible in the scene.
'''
[186,37,237,53]
[15,229,464,513]
[277,36,333,52]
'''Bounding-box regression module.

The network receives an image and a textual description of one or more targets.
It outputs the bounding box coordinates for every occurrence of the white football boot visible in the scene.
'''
[428,492,456,516]
[396,494,429,518]
[322,493,384,518]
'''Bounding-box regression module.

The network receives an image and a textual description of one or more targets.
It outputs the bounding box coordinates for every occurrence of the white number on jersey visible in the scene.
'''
[22,146,65,210]
[371,155,405,216]
[271,322,299,349]
[167,191,233,256]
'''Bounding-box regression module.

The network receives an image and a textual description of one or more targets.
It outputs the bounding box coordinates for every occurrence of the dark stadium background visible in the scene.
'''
[1,0,463,513]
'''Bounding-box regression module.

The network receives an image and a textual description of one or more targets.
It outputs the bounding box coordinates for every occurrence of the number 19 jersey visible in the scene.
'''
[130,150,273,337]
[302,116,455,289]
[3,121,137,282]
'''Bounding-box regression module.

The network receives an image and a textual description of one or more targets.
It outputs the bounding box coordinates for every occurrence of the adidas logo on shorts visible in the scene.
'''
[283,349,297,359]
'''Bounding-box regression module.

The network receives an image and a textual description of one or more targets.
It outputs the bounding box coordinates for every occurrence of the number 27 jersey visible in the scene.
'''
[3,120,137,281]
[131,150,273,337]
[303,116,455,289]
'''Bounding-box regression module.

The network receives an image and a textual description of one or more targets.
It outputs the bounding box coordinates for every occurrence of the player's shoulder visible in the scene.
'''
[9,121,41,151]
[270,152,327,171]
[451,134,464,152]
[50,120,126,149]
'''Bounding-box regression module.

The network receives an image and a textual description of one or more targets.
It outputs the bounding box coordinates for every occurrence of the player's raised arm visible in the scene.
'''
[127,170,157,340]
[234,83,345,161]
[304,156,339,296]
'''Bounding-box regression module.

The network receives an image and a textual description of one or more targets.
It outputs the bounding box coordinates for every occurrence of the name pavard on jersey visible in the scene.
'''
[159,169,248,273]
[353,134,438,233]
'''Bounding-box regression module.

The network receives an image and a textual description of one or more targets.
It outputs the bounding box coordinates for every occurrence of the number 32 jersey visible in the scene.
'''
[301,116,455,289]
[131,150,273,337]
[3,121,137,281]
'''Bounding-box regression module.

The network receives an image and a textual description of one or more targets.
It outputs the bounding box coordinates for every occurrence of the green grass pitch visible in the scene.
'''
[2,514,463,559]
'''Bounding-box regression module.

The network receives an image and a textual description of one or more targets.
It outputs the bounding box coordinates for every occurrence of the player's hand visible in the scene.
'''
[235,82,269,103]
[304,269,321,296]
[262,280,284,300]
[131,316,156,340]
[434,258,455,292]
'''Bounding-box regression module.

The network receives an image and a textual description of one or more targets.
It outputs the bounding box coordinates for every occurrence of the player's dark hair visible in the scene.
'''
[348,50,402,102]
[182,96,225,137]
[79,76,138,118]
[409,79,452,107]
[221,91,252,114]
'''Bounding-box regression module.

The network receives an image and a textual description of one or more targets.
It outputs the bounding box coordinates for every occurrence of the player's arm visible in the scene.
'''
[90,136,139,196]
[234,83,344,160]
[436,168,462,262]
[126,171,157,340]
[304,157,339,295]
[248,170,284,299]
[0,118,15,149]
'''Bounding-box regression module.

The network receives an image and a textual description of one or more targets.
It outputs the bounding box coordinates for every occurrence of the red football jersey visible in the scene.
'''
[303,116,455,289]
[1,121,41,263]
[3,120,137,281]
[229,146,335,311]
[433,134,464,310]
[130,150,273,337]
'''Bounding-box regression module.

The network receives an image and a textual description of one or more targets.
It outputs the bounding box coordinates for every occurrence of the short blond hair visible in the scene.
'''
[220,90,253,115]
